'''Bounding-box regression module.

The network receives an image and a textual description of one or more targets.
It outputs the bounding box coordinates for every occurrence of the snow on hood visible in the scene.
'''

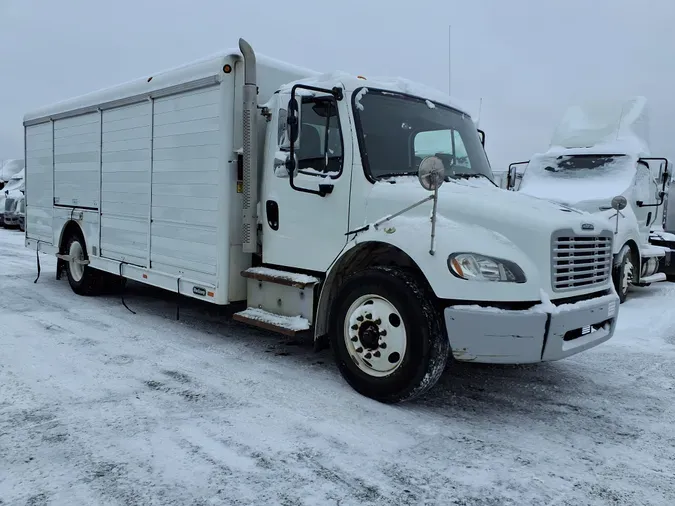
[518,152,637,204]
[0,159,24,182]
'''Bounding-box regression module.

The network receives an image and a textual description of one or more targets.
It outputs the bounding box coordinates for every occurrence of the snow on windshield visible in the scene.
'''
[519,153,637,203]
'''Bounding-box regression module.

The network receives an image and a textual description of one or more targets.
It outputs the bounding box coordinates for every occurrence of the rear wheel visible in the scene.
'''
[64,232,104,296]
[330,266,449,403]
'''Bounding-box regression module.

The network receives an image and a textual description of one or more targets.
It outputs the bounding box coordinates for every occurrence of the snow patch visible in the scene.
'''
[425,100,436,109]
[235,308,310,332]
[0,159,24,182]
[244,267,319,285]
[449,290,615,316]
[354,87,369,111]
[551,96,650,155]
[650,230,675,242]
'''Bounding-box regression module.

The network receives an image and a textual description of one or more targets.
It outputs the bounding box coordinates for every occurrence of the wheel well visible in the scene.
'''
[619,240,640,265]
[314,241,431,344]
[59,220,85,254]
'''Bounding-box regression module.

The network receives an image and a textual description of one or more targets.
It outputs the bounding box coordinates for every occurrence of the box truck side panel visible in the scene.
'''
[25,122,54,243]
[149,85,221,284]
[53,112,100,209]
[100,101,152,267]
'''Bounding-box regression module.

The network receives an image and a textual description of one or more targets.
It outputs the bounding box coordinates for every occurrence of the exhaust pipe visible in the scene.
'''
[239,38,258,254]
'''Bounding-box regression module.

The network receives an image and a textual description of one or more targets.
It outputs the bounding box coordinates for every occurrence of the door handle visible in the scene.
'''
[266,200,279,230]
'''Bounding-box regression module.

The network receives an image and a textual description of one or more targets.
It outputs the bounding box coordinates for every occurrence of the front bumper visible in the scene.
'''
[444,291,619,364]
[3,214,19,226]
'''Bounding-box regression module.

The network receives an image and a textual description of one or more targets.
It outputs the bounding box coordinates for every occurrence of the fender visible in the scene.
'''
[313,212,542,341]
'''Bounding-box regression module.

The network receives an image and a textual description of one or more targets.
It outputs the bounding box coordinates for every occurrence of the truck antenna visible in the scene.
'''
[448,25,452,96]
[476,97,483,128]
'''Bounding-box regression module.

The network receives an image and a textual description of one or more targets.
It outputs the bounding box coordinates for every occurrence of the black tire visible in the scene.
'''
[64,232,104,296]
[330,266,449,403]
[612,245,634,304]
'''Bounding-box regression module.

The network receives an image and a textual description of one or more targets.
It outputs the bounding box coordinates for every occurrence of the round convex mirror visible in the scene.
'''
[418,156,445,191]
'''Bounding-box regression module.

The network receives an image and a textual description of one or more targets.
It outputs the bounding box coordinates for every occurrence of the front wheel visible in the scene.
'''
[613,245,634,304]
[330,266,449,403]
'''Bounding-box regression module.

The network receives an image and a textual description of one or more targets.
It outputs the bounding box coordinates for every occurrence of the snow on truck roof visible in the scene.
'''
[23,49,321,124]
[278,72,471,116]
[24,47,471,123]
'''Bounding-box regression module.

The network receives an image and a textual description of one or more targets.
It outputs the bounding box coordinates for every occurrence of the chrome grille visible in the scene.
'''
[552,232,613,292]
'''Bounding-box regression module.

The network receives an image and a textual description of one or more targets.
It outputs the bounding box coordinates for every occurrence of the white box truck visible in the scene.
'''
[23,39,620,403]
[506,97,670,303]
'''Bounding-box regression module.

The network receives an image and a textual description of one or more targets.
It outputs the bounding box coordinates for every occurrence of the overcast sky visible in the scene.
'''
[1,0,673,169]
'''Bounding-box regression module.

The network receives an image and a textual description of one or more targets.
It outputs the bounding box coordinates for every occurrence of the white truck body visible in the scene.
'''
[23,40,620,402]
[507,97,670,301]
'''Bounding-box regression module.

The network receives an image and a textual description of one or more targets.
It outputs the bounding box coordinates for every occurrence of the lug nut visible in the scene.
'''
[351,324,358,330]
[357,316,364,322]
[351,336,358,342]
[379,342,387,349]
[374,318,381,325]
[380,330,387,337]
[364,353,372,359]
[373,351,381,358]
[365,313,372,320]
[355,347,363,353]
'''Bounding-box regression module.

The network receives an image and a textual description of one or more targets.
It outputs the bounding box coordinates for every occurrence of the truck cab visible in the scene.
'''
[506,97,669,302]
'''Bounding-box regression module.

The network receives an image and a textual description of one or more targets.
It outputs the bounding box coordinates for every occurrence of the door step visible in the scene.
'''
[242,267,319,288]
[232,307,310,336]
[637,272,667,284]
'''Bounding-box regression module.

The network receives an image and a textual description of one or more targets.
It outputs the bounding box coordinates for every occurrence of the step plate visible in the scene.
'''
[233,307,310,337]
[242,267,319,288]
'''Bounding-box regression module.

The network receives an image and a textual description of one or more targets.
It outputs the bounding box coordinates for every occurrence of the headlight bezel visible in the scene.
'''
[447,252,527,283]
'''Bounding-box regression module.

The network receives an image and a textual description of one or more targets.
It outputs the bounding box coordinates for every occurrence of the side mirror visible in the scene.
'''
[418,156,445,191]
[477,129,485,147]
[286,96,301,148]
[611,195,628,211]
[506,166,517,190]
[274,150,298,179]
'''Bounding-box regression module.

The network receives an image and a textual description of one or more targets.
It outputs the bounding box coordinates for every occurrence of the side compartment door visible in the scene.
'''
[25,122,54,243]
[260,92,351,272]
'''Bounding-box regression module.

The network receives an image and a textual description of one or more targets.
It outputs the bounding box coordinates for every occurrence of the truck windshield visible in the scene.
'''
[352,88,493,182]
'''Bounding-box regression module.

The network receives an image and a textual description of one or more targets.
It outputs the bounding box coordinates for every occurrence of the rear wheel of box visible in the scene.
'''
[330,266,449,403]
[64,232,105,296]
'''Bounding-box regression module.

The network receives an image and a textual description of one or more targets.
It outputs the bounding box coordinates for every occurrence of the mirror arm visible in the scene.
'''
[636,194,665,208]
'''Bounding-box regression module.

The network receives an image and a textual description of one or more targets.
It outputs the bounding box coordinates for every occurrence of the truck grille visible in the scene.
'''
[4,197,16,213]
[552,232,613,292]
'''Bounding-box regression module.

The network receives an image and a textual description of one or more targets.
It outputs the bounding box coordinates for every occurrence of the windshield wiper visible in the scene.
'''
[376,171,418,181]
[451,172,498,187]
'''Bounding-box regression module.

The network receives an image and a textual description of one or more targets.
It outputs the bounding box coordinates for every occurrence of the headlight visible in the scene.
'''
[447,253,526,283]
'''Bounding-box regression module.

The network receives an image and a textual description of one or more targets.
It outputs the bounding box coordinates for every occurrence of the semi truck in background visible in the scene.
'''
[505,97,670,303]
[23,39,620,403]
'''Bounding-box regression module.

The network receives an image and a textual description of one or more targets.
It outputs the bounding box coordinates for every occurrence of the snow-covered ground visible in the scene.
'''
[1,227,674,506]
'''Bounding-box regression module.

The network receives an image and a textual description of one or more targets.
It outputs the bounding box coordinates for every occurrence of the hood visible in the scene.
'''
[365,177,609,238]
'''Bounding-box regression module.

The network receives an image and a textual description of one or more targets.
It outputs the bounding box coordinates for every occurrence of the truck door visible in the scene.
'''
[260,91,351,272]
